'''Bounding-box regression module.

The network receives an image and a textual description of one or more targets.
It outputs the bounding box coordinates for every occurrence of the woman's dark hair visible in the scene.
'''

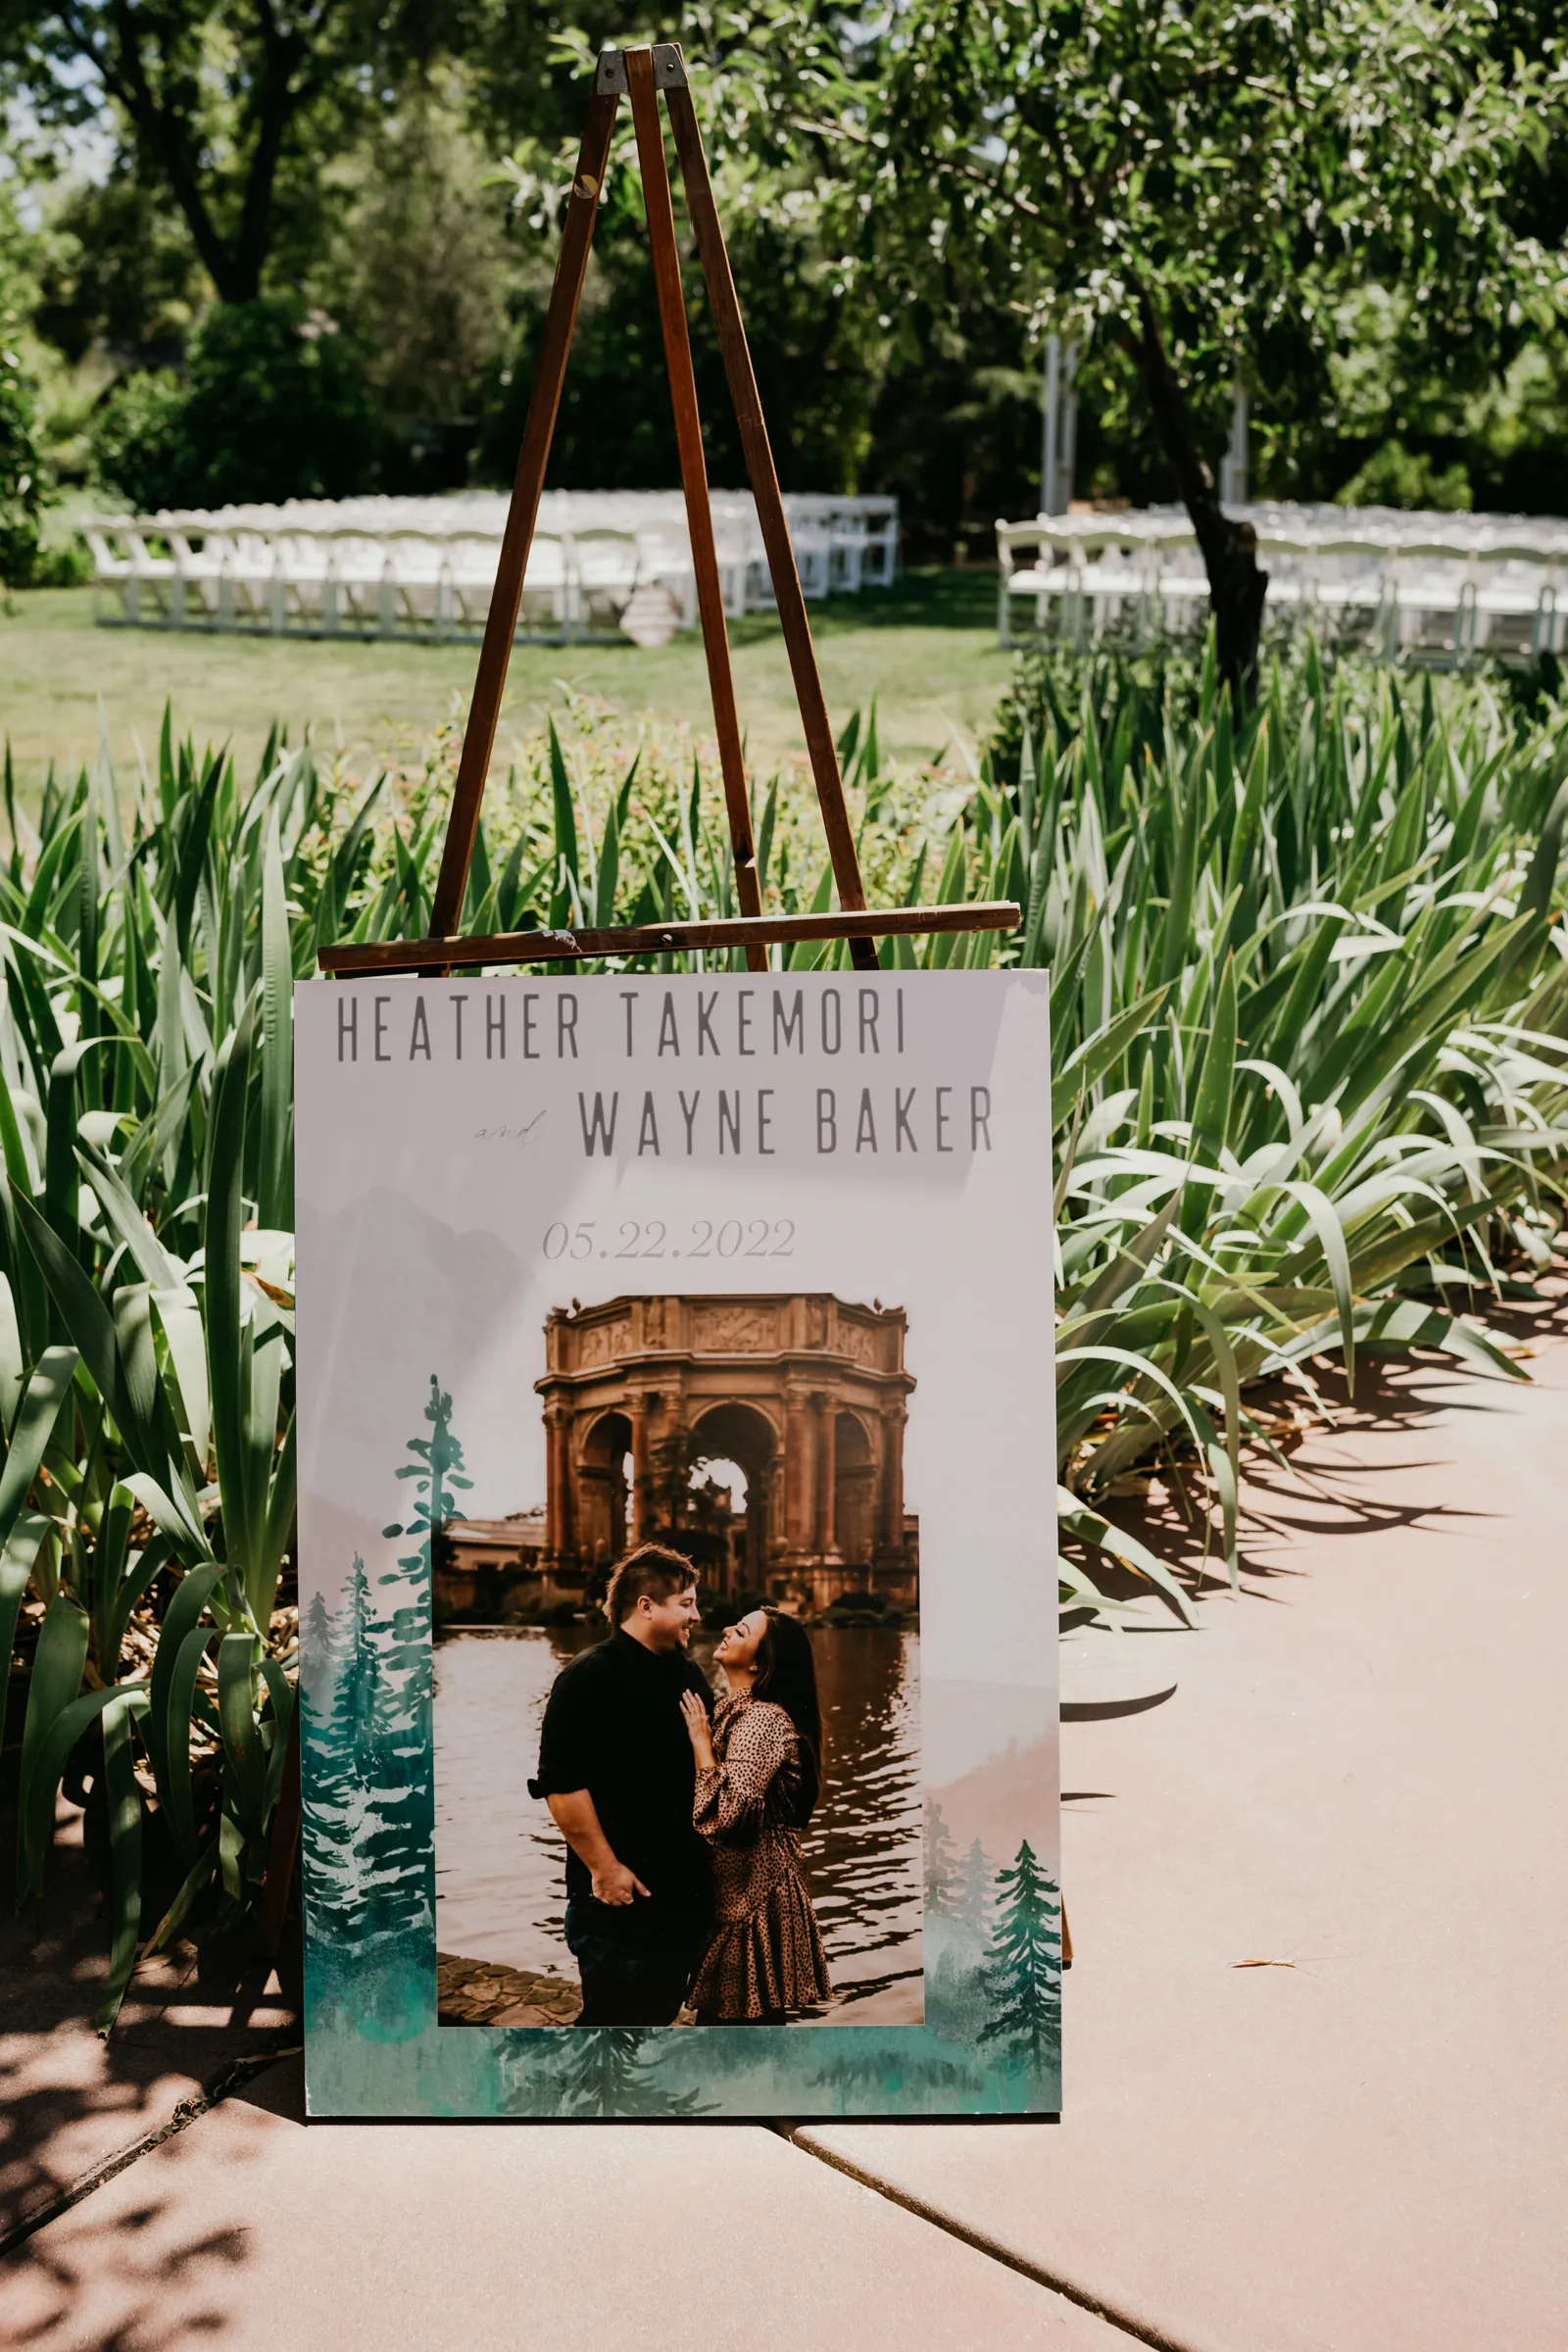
[754,1607,823,1827]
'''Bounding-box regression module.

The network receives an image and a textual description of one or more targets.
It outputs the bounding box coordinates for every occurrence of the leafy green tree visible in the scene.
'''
[980,1838,1061,2065]
[476,18,882,501]
[311,83,513,488]
[87,369,188,513]
[89,299,383,509]
[0,0,453,306]
[0,337,43,589]
[29,173,204,368]
[630,1421,731,1578]
[835,0,1558,685]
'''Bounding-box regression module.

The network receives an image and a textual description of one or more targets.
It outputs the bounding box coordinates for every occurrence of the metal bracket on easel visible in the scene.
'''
[318,43,1017,983]
[596,45,686,93]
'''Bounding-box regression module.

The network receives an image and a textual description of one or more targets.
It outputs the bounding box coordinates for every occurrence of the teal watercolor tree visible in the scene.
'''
[303,1376,468,2015]
[955,1838,992,1937]
[299,1589,342,1923]
[924,1826,993,2044]
[303,1549,405,1953]
[545,2029,708,2119]
[802,2035,985,2100]
[924,1798,957,1915]
[302,1588,338,1688]
[980,1840,1062,2067]
[356,1376,471,1954]
[384,1374,473,1577]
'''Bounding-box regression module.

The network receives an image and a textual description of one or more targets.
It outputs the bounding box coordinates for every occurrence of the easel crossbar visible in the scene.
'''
[318,902,1022,976]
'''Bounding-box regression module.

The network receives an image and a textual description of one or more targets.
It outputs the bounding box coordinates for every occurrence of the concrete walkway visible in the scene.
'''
[5,1333,1566,2348]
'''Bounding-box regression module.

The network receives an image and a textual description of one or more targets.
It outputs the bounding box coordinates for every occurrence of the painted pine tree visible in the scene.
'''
[924,1797,958,1915]
[302,1589,338,1694]
[385,1374,473,1577]
[300,1585,346,1940]
[364,1376,470,1954]
[303,1379,471,2025]
[955,1838,992,1936]
[924,1825,993,2042]
[302,1554,384,1952]
[979,1839,1062,2066]
[544,2029,707,2119]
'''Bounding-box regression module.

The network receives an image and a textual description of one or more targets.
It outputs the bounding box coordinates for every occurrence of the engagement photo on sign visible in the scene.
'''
[526,1548,834,2030]
[433,1281,922,2031]
[296,971,1058,2118]
[435,1553,918,2033]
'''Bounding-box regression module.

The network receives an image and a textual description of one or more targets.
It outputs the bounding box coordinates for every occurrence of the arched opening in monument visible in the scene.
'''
[690,1401,775,1593]
[690,1452,748,1513]
[579,1409,632,1565]
[834,1411,877,1568]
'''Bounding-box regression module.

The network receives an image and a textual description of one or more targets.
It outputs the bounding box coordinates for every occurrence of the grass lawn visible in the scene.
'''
[0,567,1011,793]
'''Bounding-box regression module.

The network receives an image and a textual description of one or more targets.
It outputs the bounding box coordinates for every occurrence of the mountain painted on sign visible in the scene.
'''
[298,1192,535,1519]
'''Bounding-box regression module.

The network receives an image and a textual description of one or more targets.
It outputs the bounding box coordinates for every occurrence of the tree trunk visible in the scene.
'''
[99,8,306,308]
[1123,290,1267,697]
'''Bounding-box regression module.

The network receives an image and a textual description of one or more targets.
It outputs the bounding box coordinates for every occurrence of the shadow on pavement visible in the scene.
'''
[0,1789,298,2253]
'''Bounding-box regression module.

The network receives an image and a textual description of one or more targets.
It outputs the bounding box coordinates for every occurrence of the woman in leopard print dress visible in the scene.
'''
[678,1607,831,2023]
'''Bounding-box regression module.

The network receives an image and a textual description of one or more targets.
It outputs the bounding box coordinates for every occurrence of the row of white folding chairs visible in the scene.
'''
[207,489,904,587]
[94,490,900,622]
[1003,505,1568,564]
[85,522,698,640]
[997,518,1567,663]
[85,516,852,630]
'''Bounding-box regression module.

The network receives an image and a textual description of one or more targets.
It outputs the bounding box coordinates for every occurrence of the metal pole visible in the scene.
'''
[1222,383,1250,507]
[1041,332,1061,516]
[1060,340,1080,511]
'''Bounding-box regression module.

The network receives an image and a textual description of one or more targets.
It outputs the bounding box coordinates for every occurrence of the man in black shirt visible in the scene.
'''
[530,1543,714,2027]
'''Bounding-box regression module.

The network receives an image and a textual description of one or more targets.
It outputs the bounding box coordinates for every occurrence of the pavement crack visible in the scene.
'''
[771,2124,1201,2352]
[0,2041,300,2261]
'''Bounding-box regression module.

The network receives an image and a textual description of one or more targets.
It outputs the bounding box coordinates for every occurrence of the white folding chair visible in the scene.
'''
[568,528,641,635]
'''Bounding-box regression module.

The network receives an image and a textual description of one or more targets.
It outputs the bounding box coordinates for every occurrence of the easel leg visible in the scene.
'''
[665,75,879,972]
[428,90,620,941]
[628,48,766,973]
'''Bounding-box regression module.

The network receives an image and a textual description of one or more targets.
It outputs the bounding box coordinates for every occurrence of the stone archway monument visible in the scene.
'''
[536,1294,918,1611]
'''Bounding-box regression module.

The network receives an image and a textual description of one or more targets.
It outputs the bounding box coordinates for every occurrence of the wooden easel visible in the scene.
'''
[318,45,1019,981]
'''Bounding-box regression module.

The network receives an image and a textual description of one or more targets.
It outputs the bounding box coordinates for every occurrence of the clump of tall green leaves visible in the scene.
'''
[6,645,1568,2027]
[980,645,1568,1611]
[1,721,302,2030]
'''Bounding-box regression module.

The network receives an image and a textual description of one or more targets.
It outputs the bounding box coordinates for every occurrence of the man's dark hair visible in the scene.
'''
[604,1543,698,1628]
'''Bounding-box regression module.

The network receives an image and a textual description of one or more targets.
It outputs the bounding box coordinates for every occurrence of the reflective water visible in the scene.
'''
[433,1624,921,2022]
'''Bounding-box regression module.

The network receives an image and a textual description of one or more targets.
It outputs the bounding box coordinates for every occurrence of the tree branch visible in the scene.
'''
[233,0,312,300]
[104,0,244,299]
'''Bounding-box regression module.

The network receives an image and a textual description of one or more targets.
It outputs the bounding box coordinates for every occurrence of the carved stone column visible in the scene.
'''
[544,1402,573,1565]
[783,1382,814,1555]
[628,1394,653,1544]
[814,1395,838,1560]
[880,1402,907,1555]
